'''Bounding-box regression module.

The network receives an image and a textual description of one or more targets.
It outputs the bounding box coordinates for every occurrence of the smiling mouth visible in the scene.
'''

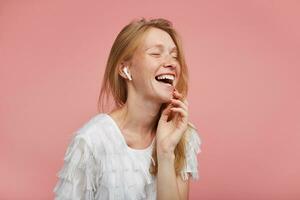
[155,78,173,85]
[154,75,175,86]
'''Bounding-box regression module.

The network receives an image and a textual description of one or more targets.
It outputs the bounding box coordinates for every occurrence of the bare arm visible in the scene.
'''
[156,151,190,200]
[156,90,191,200]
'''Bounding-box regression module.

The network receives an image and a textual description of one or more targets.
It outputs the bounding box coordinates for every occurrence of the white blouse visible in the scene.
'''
[53,113,201,200]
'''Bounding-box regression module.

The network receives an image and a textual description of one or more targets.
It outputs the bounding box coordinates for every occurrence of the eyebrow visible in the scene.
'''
[146,44,178,52]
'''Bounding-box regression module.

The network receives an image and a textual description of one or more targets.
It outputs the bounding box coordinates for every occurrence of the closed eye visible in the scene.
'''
[149,53,178,60]
[150,53,161,58]
[172,54,178,59]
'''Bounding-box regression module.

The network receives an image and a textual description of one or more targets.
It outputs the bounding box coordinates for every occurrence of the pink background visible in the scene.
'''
[1,0,300,199]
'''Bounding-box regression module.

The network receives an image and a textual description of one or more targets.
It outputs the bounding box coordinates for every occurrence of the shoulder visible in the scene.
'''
[73,113,110,140]
[76,113,109,133]
[66,113,111,154]
[71,113,124,156]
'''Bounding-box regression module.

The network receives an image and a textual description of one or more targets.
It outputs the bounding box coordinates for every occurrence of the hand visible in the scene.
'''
[156,89,189,154]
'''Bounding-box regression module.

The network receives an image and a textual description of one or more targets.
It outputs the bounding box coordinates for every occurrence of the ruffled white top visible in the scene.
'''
[53,113,201,200]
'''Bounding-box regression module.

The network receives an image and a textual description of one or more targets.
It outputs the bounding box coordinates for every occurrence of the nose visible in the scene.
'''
[163,64,176,71]
[163,54,178,70]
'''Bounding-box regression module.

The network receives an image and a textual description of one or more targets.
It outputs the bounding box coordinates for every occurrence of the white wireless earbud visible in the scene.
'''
[123,67,132,80]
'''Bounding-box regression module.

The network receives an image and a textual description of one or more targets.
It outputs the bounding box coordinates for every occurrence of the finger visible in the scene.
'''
[170,99,188,111]
[161,103,172,120]
[170,107,188,119]
[173,90,183,100]
[174,97,188,107]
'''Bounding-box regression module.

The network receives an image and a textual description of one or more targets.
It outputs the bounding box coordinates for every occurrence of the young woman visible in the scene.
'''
[54,18,201,200]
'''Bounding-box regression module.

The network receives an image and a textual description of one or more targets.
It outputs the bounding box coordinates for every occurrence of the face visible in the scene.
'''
[126,28,181,103]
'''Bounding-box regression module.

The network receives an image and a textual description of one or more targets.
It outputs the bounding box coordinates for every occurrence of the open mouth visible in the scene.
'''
[155,74,175,86]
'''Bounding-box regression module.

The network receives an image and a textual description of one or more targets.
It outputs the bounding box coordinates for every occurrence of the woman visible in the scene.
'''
[54,18,201,200]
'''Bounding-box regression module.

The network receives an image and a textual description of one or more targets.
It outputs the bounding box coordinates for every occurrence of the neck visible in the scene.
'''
[109,93,163,139]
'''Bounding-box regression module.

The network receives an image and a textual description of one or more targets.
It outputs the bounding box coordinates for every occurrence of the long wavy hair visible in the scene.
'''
[97,17,197,177]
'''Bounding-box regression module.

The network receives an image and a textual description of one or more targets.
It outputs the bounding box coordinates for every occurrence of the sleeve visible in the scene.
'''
[180,127,202,181]
[53,135,98,200]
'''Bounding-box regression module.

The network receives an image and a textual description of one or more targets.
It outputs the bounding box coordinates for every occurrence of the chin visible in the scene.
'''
[156,91,173,103]
[152,82,174,103]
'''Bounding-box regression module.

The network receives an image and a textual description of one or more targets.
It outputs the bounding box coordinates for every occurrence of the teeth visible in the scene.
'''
[156,74,175,81]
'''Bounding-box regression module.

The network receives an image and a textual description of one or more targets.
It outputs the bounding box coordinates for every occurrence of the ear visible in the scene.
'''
[118,62,131,79]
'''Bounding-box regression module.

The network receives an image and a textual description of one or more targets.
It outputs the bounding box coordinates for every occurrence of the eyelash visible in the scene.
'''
[150,53,178,59]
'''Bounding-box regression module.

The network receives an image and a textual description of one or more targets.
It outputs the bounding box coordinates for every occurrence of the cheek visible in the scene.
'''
[142,56,160,66]
[131,55,162,81]
[136,58,159,74]
[132,55,152,69]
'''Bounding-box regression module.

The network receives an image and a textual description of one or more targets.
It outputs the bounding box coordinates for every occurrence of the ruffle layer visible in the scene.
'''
[180,127,202,181]
[53,135,99,200]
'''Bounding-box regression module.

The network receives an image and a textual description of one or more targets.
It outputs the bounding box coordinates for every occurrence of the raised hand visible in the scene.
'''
[156,89,189,154]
